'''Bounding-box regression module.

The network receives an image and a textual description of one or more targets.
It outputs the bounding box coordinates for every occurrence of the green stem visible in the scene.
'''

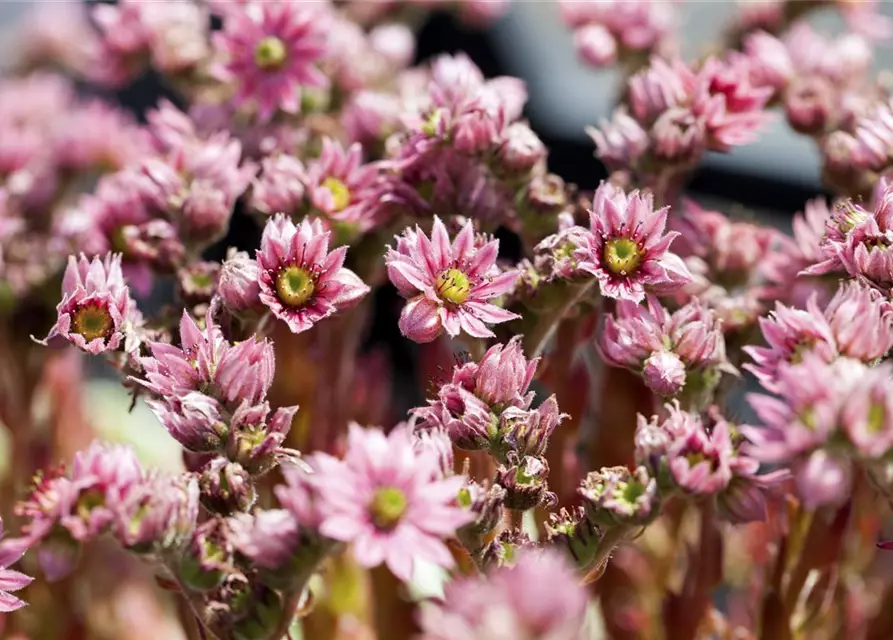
[581,524,634,583]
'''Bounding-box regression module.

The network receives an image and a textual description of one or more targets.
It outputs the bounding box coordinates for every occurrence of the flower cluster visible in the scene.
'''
[11,1,893,638]
[599,295,731,403]
[590,53,772,185]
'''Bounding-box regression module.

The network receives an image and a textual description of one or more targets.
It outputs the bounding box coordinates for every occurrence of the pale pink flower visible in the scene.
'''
[308,424,471,581]
[385,217,519,342]
[38,253,141,355]
[574,182,691,302]
[212,1,329,121]
[0,520,31,613]
[744,298,837,392]
[257,215,370,334]
[418,548,589,640]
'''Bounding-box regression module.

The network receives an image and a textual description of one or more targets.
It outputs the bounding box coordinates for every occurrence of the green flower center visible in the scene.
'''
[254,36,287,70]
[615,481,645,506]
[322,177,351,212]
[436,268,471,305]
[72,303,114,343]
[275,266,316,307]
[604,237,644,276]
[868,403,886,434]
[370,487,407,530]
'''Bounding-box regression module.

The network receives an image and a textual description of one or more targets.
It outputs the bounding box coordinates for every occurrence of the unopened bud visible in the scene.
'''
[456,481,507,552]
[218,249,264,316]
[497,455,555,511]
[199,459,256,514]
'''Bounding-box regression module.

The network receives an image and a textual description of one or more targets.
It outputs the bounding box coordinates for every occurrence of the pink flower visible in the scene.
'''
[455,336,540,409]
[140,124,256,247]
[0,520,32,613]
[743,354,870,464]
[599,296,729,398]
[418,548,589,640]
[304,138,383,233]
[136,311,274,408]
[744,298,837,392]
[385,217,519,342]
[228,509,299,570]
[38,253,141,355]
[249,153,308,217]
[824,280,893,362]
[575,182,691,302]
[308,424,471,581]
[587,108,650,170]
[218,249,263,315]
[212,1,329,121]
[257,214,370,334]
[559,0,675,69]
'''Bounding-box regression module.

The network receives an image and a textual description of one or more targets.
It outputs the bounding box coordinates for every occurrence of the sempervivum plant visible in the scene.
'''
[7,1,893,639]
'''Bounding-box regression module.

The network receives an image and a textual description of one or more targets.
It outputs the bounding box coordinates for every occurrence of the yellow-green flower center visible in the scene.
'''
[275,266,316,307]
[436,268,471,305]
[254,36,287,70]
[604,237,643,275]
[370,487,407,530]
[868,403,886,433]
[72,303,114,343]
[322,177,351,212]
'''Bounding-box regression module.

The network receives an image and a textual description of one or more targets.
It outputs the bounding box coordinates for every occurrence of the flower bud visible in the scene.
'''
[795,450,851,510]
[545,507,600,569]
[229,585,285,640]
[497,455,555,511]
[148,392,229,453]
[398,297,443,343]
[218,249,264,316]
[498,396,566,460]
[579,466,659,527]
[178,518,233,592]
[652,107,706,164]
[177,261,220,308]
[526,173,568,214]
[228,403,297,476]
[456,481,507,552]
[643,350,686,397]
[784,77,833,136]
[497,123,546,176]
[479,529,535,569]
[199,459,256,514]
[575,24,617,67]
[181,180,233,246]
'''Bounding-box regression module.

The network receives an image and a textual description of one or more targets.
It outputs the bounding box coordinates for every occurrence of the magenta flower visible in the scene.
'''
[257,214,370,334]
[308,423,471,581]
[746,282,893,391]
[418,548,589,640]
[385,217,519,342]
[212,1,329,121]
[574,182,691,302]
[38,253,141,355]
[0,520,31,613]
